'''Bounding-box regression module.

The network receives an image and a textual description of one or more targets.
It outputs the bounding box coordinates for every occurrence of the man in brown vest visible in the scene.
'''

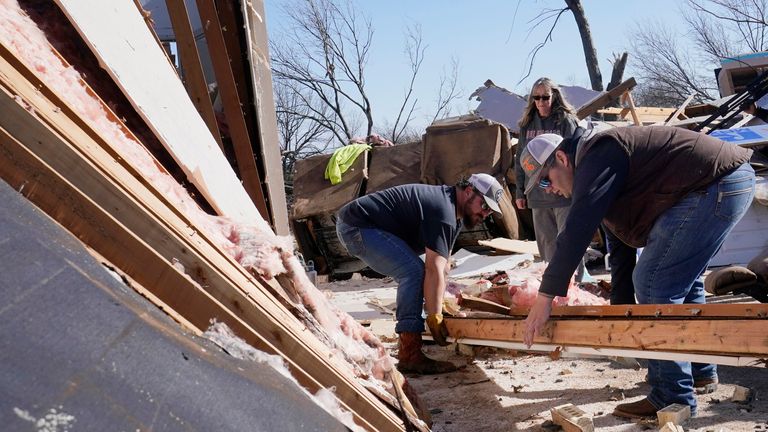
[519,125,755,419]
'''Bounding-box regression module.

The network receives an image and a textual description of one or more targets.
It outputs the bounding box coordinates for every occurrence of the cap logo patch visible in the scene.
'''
[494,188,503,202]
[521,155,536,173]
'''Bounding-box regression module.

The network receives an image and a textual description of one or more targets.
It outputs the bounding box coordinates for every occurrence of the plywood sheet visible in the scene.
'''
[478,238,540,256]
[54,0,262,225]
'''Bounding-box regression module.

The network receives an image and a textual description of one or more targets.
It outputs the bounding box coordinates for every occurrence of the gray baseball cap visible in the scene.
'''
[520,133,564,195]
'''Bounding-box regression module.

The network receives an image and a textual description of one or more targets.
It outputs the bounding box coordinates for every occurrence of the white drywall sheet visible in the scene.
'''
[54,0,264,226]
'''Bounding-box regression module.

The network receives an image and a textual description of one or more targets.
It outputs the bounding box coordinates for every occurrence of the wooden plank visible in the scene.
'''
[621,91,641,126]
[444,317,768,356]
[53,0,263,226]
[439,337,766,366]
[458,294,510,315]
[477,238,540,256]
[598,107,677,117]
[664,92,695,126]
[238,0,290,235]
[0,47,407,432]
[165,0,224,150]
[458,292,768,319]
[194,0,271,222]
[508,303,768,318]
[576,77,637,120]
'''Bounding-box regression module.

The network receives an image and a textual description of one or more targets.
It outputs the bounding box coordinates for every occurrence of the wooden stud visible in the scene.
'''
[194,0,271,221]
[165,0,224,150]
[731,385,754,403]
[656,403,690,426]
[664,92,695,126]
[550,404,594,432]
[576,77,637,120]
[659,422,685,432]
[229,0,291,235]
[622,91,641,126]
[444,317,768,357]
[506,303,768,319]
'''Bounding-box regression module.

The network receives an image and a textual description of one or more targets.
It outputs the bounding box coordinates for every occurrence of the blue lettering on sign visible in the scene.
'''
[710,128,764,143]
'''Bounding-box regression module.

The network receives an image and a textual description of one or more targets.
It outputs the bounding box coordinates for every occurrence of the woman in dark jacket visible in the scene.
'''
[515,77,585,279]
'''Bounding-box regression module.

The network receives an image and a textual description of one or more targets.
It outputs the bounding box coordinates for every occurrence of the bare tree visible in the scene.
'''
[519,0,622,92]
[388,24,424,145]
[270,0,455,150]
[431,57,462,123]
[630,0,768,107]
[271,0,374,145]
[274,78,332,189]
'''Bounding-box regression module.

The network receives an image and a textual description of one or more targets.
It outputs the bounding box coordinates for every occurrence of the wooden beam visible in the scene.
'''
[444,317,768,356]
[239,0,291,235]
[664,92,695,126]
[194,0,271,222]
[621,91,641,126]
[506,303,768,318]
[429,336,764,366]
[0,45,409,432]
[576,77,637,120]
[598,107,677,117]
[459,298,768,319]
[165,0,224,150]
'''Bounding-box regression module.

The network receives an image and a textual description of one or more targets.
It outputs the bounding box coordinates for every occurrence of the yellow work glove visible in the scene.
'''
[426,313,450,346]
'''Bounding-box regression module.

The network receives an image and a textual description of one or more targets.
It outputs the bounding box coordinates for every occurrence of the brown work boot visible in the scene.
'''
[396,332,457,375]
[613,397,658,419]
[694,376,719,394]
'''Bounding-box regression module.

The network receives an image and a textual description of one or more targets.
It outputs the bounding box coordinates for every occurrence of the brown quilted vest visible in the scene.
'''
[575,127,752,248]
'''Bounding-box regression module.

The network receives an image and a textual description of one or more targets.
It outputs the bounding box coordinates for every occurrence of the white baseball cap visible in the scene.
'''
[468,173,503,214]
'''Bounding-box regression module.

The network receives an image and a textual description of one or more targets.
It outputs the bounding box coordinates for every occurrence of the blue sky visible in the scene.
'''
[265,1,688,132]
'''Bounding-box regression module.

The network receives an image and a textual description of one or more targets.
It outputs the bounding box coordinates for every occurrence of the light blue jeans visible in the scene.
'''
[336,220,426,334]
[634,162,755,414]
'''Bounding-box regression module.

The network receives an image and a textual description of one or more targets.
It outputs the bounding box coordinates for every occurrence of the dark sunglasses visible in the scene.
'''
[473,188,491,211]
[532,95,551,101]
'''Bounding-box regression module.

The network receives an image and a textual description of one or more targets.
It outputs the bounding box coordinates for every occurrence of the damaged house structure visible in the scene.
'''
[3,0,768,431]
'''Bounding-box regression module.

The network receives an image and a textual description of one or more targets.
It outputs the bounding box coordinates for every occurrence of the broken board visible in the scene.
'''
[478,237,540,256]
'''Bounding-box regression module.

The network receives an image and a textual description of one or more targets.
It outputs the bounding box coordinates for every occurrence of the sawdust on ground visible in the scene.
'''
[321,276,768,432]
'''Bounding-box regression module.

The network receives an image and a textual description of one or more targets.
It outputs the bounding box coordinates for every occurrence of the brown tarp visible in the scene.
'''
[420,116,513,185]
[366,141,422,194]
[420,117,519,238]
[291,151,368,220]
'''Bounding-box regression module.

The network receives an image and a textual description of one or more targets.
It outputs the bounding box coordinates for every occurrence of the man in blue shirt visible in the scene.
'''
[336,174,504,374]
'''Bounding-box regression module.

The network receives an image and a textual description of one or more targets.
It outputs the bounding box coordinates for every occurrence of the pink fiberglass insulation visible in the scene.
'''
[0,0,393,384]
[472,262,609,307]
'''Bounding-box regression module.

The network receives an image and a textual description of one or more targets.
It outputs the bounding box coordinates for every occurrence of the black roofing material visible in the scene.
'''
[0,179,348,431]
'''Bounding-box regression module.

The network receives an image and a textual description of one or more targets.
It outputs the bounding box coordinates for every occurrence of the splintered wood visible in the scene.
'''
[550,404,594,432]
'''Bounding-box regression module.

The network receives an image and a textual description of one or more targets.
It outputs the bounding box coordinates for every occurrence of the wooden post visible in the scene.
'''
[195,0,271,222]
[165,0,224,150]
[622,91,641,126]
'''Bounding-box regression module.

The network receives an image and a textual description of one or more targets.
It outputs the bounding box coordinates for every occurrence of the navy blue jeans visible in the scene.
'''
[634,162,755,414]
[336,220,426,334]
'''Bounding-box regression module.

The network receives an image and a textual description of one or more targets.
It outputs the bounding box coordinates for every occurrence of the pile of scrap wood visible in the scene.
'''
[0,1,428,430]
